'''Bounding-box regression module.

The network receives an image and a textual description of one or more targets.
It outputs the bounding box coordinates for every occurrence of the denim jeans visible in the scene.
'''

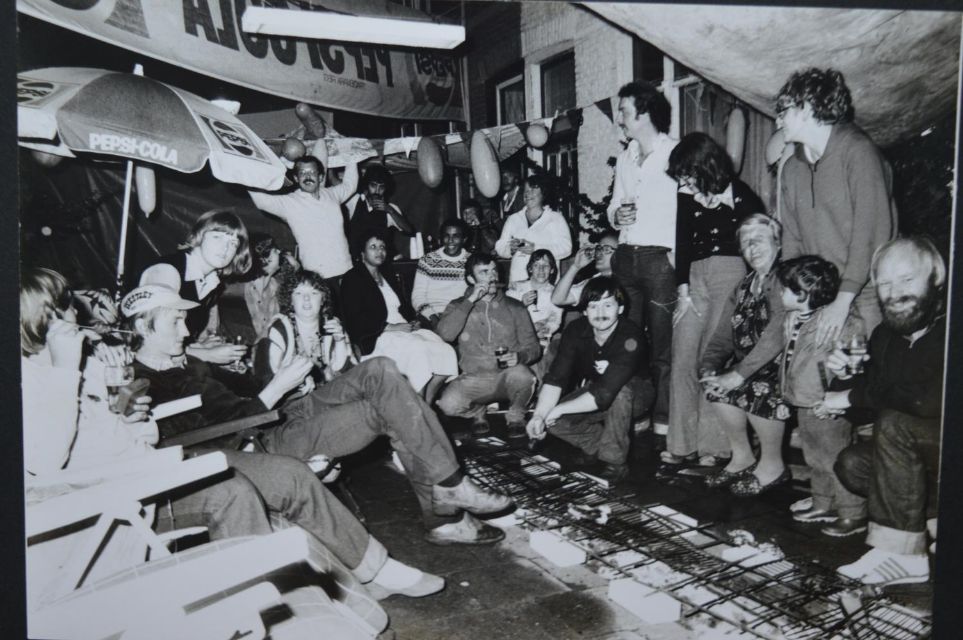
[834,409,941,554]
[161,449,387,581]
[667,255,745,457]
[437,364,538,425]
[549,385,635,465]
[611,245,674,423]
[260,357,462,530]
[797,408,864,518]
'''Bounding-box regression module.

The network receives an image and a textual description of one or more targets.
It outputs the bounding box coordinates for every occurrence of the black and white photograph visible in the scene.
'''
[11,1,963,638]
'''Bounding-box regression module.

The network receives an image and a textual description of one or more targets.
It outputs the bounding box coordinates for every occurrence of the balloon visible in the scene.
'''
[282,137,307,162]
[765,128,790,166]
[134,165,156,215]
[31,150,63,168]
[295,103,327,139]
[526,123,549,148]
[470,131,500,198]
[417,136,444,188]
[725,107,746,172]
[309,138,328,170]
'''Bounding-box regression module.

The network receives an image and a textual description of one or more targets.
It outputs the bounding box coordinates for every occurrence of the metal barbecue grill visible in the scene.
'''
[463,438,931,639]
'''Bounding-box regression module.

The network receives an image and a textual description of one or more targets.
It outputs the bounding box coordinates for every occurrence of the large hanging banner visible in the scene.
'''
[18,0,465,121]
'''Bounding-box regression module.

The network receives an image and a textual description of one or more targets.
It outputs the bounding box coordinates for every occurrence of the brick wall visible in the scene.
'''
[519,3,634,239]
[465,2,521,129]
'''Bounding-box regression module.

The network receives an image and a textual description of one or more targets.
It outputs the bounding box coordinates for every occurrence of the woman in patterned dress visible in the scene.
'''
[699,213,791,496]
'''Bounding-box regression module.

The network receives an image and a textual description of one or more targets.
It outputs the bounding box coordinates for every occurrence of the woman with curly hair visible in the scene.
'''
[255,269,352,396]
[699,214,791,496]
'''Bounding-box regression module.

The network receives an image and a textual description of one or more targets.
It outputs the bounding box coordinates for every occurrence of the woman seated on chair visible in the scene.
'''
[340,229,458,404]
[256,269,354,391]
[507,249,564,379]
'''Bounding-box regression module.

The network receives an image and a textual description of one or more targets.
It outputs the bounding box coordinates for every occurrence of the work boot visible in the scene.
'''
[432,477,514,516]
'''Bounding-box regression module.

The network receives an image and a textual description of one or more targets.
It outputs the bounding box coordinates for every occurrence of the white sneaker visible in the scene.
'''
[367,558,445,599]
[653,422,669,436]
[837,548,930,586]
[789,497,813,513]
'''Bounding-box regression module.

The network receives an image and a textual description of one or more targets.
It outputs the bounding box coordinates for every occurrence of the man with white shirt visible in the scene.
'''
[249,155,358,282]
[607,80,678,433]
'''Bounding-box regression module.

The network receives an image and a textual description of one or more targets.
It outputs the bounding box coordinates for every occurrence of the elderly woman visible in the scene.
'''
[662,132,766,467]
[495,174,572,285]
[341,229,458,402]
[140,208,251,365]
[508,249,564,378]
[699,213,791,496]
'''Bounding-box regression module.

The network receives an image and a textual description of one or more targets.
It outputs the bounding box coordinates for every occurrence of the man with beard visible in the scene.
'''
[526,277,643,483]
[814,237,945,586]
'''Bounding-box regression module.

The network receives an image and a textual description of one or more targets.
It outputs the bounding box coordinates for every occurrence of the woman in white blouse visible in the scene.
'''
[495,174,573,284]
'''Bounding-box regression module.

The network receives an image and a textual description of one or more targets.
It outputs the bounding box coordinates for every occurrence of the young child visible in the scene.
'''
[777,255,867,537]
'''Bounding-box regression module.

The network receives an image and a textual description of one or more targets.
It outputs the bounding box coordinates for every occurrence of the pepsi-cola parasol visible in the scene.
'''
[17,66,287,291]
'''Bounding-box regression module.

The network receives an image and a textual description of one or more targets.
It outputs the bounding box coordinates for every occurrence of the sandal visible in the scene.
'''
[729,468,793,497]
[659,451,697,465]
[704,463,756,489]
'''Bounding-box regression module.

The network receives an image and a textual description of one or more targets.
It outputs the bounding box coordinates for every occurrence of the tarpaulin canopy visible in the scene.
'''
[579,3,960,146]
[18,0,465,122]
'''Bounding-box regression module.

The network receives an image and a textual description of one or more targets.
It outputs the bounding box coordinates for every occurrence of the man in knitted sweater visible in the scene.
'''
[412,218,471,328]
[436,253,541,439]
[775,67,897,346]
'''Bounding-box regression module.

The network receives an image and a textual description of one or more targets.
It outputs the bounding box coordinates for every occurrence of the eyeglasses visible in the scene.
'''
[593,245,616,256]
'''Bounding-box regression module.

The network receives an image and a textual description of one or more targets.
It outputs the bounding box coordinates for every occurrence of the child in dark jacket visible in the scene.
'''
[777,256,867,536]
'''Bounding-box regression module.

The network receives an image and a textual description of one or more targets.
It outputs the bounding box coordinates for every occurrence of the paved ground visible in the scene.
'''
[342,416,934,640]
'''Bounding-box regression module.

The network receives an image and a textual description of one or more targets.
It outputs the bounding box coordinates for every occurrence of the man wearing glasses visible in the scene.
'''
[775,67,896,344]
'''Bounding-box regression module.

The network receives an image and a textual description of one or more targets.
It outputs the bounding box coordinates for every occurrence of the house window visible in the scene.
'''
[496,74,525,126]
[540,51,575,117]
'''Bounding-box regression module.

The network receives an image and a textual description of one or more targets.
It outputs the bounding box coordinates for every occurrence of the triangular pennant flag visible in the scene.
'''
[595,97,614,123]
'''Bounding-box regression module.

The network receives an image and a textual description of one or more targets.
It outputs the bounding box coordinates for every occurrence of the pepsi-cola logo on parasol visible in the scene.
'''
[17,79,57,105]
[88,133,179,166]
[201,116,269,162]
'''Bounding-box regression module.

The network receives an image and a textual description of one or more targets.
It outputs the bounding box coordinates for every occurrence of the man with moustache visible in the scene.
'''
[436,253,541,439]
[607,81,678,436]
[814,237,945,585]
[527,277,643,484]
[249,155,358,283]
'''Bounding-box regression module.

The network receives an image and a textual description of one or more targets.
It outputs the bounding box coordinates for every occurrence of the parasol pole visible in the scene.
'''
[114,64,144,299]
[115,159,135,298]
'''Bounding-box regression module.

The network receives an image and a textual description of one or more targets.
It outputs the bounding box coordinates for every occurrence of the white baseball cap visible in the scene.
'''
[121,284,199,318]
